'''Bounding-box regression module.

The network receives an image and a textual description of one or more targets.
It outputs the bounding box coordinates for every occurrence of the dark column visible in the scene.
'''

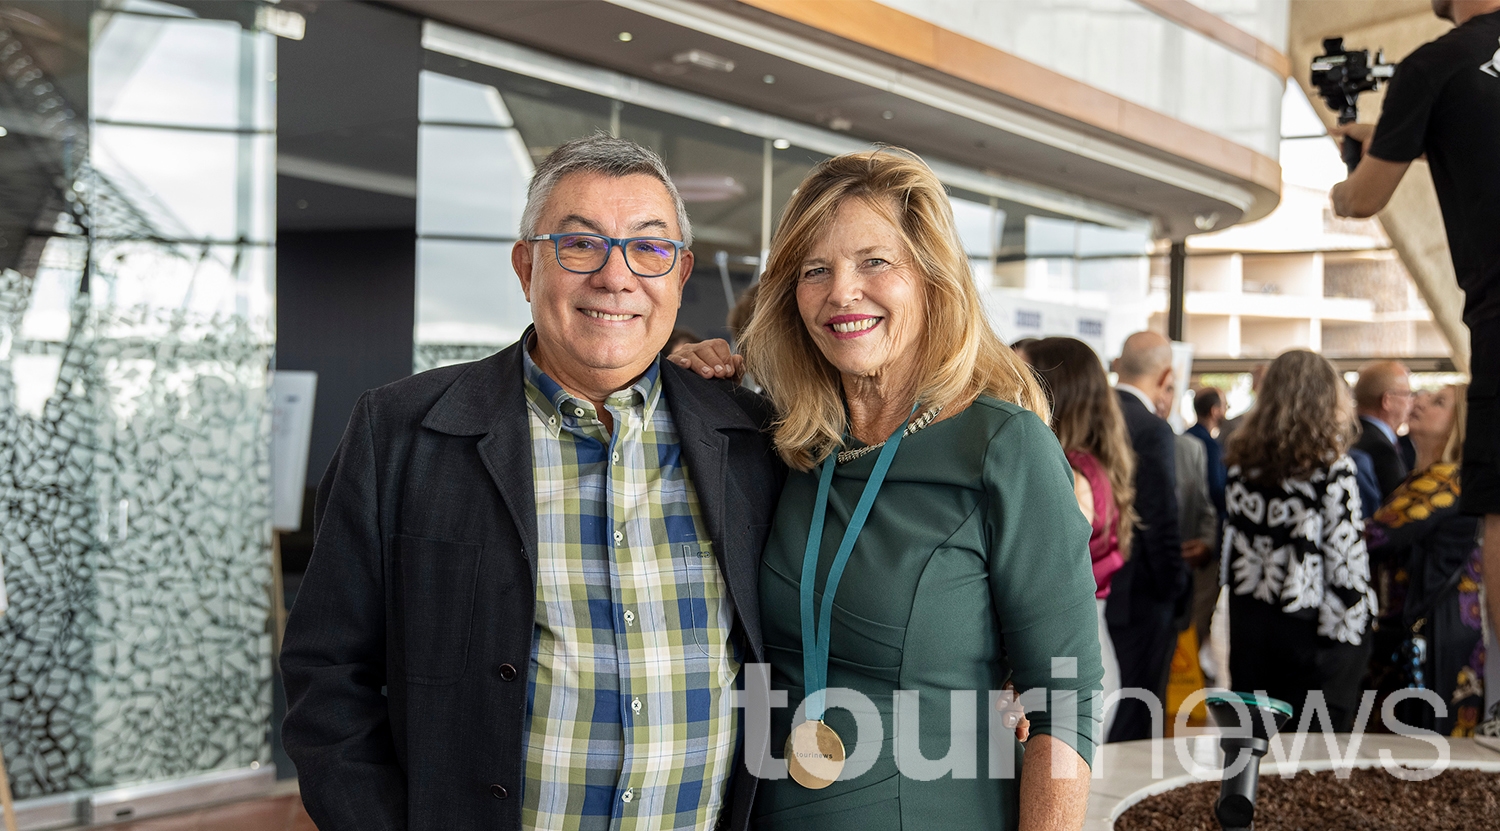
[1168,240,1187,342]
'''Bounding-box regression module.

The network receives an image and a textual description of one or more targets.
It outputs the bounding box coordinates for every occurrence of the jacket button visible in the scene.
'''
[498,663,518,681]
[491,784,508,799]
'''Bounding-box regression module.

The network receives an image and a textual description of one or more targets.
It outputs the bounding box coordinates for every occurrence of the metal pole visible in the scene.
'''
[1168,240,1187,342]
[759,137,773,276]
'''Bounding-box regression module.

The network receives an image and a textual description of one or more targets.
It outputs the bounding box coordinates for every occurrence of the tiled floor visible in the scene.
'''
[97,793,314,831]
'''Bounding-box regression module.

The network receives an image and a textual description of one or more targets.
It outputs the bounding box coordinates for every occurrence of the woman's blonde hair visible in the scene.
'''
[1225,349,1356,484]
[741,148,1048,470]
[1441,384,1468,465]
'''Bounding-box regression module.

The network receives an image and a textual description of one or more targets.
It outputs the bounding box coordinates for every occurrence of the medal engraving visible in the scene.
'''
[785,720,846,789]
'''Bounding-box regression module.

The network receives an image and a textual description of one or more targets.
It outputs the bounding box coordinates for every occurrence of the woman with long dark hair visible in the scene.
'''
[1023,337,1137,734]
[1222,349,1373,732]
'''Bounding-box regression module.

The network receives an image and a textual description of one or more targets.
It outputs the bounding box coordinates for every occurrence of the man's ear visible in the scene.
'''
[513,240,534,302]
[675,249,694,297]
[1158,366,1174,394]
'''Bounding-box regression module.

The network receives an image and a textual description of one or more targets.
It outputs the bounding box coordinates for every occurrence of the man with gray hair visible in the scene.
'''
[281,134,784,830]
[1104,331,1186,741]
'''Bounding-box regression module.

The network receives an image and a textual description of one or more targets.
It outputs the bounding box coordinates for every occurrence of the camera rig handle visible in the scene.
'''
[1310,37,1395,172]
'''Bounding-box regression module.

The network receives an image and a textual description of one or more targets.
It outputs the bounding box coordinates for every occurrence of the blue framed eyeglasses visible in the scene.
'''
[528,233,685,278]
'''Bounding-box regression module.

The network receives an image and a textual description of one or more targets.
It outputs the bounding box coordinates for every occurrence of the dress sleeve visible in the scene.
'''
[983,409,1105,764]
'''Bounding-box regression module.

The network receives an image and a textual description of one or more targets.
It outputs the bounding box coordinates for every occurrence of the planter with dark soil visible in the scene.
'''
[1113,767,1500,830]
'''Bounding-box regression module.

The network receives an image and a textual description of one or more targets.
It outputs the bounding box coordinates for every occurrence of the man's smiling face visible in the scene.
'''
[513,171,693,397]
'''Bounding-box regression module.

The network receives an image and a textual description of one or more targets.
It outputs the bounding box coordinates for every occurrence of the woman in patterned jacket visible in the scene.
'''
[1222,350,1373,732]
[1366,385,1483,736]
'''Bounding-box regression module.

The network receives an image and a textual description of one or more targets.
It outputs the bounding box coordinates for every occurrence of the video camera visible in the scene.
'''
[1310,37,1396,171]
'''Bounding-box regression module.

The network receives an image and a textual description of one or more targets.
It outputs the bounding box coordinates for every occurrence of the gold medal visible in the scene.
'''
[785,720,846,789]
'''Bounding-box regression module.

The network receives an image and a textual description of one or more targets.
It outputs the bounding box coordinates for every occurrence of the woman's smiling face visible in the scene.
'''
[795,198,926,383]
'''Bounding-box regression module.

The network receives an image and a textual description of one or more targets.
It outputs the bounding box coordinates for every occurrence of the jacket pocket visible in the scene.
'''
[394,534,482,685]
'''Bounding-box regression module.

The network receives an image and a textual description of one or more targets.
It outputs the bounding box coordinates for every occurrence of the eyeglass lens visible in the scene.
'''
[555,234,677,277]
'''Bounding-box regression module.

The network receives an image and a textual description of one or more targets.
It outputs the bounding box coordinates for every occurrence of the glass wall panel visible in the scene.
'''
[621,105,765,341]
[875,0,1285,157]
[1182,0,1289,50]
[416,26,1160,367]
[0,0,275,801]
[415,55,612,372]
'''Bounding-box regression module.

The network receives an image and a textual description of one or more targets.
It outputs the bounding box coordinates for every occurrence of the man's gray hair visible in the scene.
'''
[519,133,693,247]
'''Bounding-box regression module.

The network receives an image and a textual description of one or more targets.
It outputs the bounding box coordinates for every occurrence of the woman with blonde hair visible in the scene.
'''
[1022,336,1136,737]
[1366,385,1486,735]
[1222,349,1373,732]
[673,148,1100,829]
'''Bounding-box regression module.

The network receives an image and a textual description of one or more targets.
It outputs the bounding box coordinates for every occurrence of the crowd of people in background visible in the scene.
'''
[689,305,1490,742]
[1012,334,1489,739]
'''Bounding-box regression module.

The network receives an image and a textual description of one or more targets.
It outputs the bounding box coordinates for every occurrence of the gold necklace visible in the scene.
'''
[836,404,944,464]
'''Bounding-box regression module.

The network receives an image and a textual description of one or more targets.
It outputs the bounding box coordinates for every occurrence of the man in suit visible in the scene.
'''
[1184,388,1227,678]
[1351,360,1412,500]
[1106,331,1187,742]
[280,135,784,831]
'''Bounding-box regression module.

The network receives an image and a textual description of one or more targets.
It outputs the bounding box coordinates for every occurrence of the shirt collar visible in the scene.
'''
[1361,414,1398,446]
[521,336,663,436]
[1116,383,1157,415]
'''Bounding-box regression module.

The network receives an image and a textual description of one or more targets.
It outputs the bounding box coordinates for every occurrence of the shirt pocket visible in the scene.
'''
[393,534,482,685]
[677,540,725,658]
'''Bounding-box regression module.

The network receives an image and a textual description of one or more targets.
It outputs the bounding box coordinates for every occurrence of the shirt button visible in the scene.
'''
[614,530,623,543]
[623,610,635,625]
[547,415,556,426]
[497,663,517,681]
[574,407,585,417]
[491,784,508,799]
[631,697,642,714]
[612,451,620,464]
[622,788,634,804]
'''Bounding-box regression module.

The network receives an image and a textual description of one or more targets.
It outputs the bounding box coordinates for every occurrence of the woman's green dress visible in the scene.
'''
[753,398,1103,830]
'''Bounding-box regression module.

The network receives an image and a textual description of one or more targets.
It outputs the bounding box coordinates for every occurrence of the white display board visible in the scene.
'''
[270,371,318,532]
[1168,340,1195,433]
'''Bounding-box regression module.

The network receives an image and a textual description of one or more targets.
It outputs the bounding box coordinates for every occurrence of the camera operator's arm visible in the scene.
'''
[1331,56,1437,219]
[1329,126,1410,218]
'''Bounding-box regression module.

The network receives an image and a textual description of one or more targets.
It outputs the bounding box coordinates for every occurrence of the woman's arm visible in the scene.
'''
[1071,468,1095,525]
[984,411,1102,830]
[1020,734,1091,831]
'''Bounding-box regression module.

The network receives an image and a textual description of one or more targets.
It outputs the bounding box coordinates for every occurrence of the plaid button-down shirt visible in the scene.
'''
[521,347,741,831]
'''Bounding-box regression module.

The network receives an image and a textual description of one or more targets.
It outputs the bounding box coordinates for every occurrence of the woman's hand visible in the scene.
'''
[667,338,744,382]
[998,680,1031,742]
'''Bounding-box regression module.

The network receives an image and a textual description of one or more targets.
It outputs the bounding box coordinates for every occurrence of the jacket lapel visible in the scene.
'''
[421,336,539,572]
[662,366,764,655]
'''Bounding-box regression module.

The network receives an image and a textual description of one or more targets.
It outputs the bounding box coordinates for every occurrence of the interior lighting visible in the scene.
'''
[617,32,633,42]
[673,49,735,73]
[881,110,894,120]
[763,74,776,84]
[772,139,791,150]
[0,126,7,137]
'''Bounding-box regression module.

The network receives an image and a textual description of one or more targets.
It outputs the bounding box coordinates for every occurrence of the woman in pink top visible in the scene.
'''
[1023,337,1137,736]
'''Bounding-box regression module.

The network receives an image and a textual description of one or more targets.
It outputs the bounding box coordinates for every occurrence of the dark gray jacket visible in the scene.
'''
[280,336,784,831]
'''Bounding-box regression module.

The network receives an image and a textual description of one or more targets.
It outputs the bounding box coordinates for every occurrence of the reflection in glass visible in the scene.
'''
[417,239,531,356]
[417,124,532,238]
[621,103,764,341]
[92,14,248,129]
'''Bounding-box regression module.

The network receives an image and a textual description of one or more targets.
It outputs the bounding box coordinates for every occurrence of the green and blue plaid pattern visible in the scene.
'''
[521,348,740,831]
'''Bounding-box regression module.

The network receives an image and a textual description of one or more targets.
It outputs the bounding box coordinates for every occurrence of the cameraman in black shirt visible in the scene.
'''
[1330,0,1500,732]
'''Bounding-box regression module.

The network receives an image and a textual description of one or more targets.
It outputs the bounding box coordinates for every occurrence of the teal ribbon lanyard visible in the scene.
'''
[799,405,917,722]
